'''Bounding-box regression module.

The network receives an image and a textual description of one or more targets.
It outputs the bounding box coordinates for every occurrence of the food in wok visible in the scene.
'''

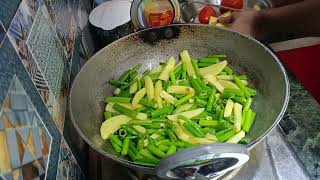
[100,50,257,166]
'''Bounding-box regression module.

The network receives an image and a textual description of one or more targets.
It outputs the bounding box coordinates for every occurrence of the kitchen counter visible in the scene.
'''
[228,71,320,180]
[280,72,320,179]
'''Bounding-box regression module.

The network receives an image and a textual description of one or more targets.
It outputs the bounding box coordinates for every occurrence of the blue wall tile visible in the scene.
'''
[0,36,61,179]
[56,137,84,180]
[0,37,16,108]
[0,21,5,45]
[6,129,21,169]
[0,0,95,178]
[0,0,21,29]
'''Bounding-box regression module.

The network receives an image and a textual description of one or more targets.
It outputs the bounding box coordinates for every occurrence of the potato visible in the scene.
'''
[203,74,224,93]
[221,11,232,18]
[209,16,218,25]
[226,131,245,143]
[150,133,161,139]
[189,137,215,144]
[105,103,143,112]
[216,75,248,86]
[218,80,239,89]
[253,5,261,11]
[233,102,243,133]
[129,81,138,94]
[160,90,177,104]
[100,115,131,139]
[159,57,176,80]
[217,75,233,80]
[174,103,194,114]
[215,93,220,101]
[105,103,116,112]
[151,65,163,73]
[167,85,195,94]
[136,112,148,120]
[173,122,191,141]
[180,50,196,77]
[132,88,146,108]
[175,61,182,69]
[144,139,149,147]
[224,99,234,117]
[132,125,146,134]
[205,133,218,141]
[199,60,227,76]
[154,80,163,108]
[144,76,154,100]
[167,108,205,121]
[215,23,226,27]
[241,80,248,86]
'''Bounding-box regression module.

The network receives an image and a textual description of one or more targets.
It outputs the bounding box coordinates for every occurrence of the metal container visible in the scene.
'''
[130,0,181,29]
[69,24,289,178]
[180,0,274,23]
[130,0,274,30]
[89,0,134,50]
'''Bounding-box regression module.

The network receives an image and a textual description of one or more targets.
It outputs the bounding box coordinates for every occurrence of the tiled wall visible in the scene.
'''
[0,0,94,179]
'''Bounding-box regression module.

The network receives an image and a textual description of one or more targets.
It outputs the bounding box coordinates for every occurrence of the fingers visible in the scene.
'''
[218,11,233,24]
[231,12,240,20]
[218,11,240,24]
[218,15,232,24]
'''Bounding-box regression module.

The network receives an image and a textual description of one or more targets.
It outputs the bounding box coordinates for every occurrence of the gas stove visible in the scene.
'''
[124,127,309,180]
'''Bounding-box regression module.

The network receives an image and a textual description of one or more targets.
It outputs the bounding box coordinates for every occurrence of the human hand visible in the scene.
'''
[219,10,268,40]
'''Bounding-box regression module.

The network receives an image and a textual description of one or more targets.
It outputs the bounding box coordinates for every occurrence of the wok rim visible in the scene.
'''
[69,24,290,170]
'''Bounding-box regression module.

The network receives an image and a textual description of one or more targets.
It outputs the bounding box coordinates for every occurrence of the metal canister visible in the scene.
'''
[179,0,274,23]
[131,0,274,30]
[131,0,181,29]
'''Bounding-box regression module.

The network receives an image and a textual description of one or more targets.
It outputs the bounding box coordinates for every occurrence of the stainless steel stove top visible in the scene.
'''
[228,127,309,180]
[126,127,309,180]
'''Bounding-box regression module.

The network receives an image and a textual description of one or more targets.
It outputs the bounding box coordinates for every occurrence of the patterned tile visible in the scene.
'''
[0,116,4,130]
[0,76,52,179]
[0,22,5,46]
[7,0,53,119]
[0,0,21,30]
[13,169,23,180]
[62,109,88,174]
[0,36,61,179]
[0,38,18,125]
[27,5,65,98]
[0,131,11,174]
[6,129,21,169]
[16,127,30,145]
[8,0,42,40]
[56,138,84,180]
[2,172,13,180]
[64,0,94,81]
[73,0,94,58]
[80,0,93,14]
[14,4,69,132]
[70,34,90,82]
[67,0,79,22]
[44,0,77,63]
[69,0,92,30]
[0,0,93,177]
